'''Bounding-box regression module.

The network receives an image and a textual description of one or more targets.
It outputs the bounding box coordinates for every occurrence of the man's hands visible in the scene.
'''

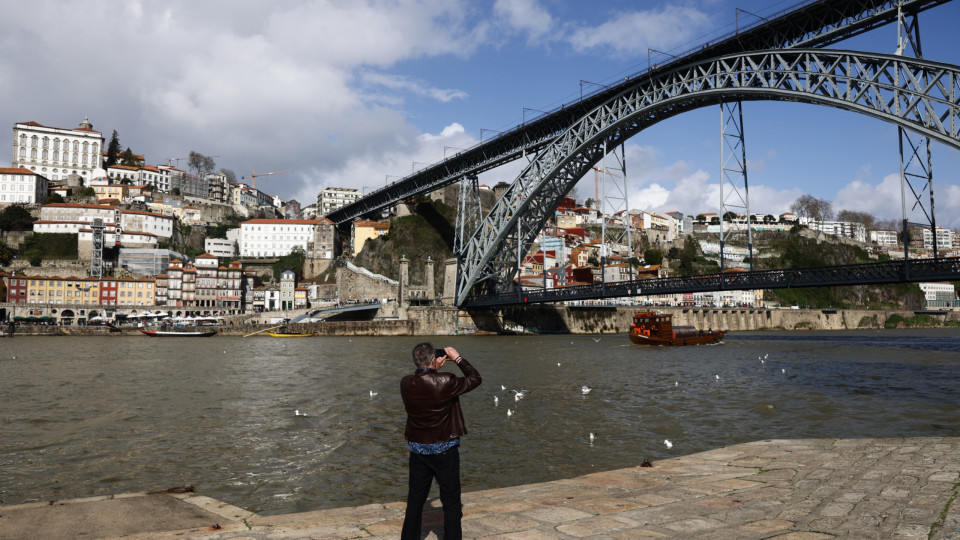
[434,347,461,369]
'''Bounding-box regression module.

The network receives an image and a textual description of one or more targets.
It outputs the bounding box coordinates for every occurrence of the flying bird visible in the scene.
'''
[664,439,673,449]
[512,389,526,401]
[592,337,601,342]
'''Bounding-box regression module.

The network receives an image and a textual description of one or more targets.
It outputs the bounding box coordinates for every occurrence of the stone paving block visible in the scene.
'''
[473,513,543,533]
[629,493,683,507]
[555,516,641,537]
[479,528,562,539]
[929,471,960,482]
[363,517,404,536]
[520,505,594,524]
[609,528,671,539]
[737,518,795,534]
[893,523,931,537]
[820,502,855,517]
[693,496,744,511]
[659,516,726,533]
[880,486,911,498]
[767,532,834,539]
[568,496,647,515]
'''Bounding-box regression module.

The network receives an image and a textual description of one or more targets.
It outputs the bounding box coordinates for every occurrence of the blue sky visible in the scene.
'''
[2,0,958,227]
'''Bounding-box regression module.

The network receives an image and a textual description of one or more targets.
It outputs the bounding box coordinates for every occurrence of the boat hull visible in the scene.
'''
[138,329,217,337]
[629,330,726,346]
[266,332,315,337]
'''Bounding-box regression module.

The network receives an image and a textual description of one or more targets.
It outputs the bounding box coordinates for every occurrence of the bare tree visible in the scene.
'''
[188,151,216,177]
[219,168,237,183]
[836,209,877,230]
[790,194,834,222]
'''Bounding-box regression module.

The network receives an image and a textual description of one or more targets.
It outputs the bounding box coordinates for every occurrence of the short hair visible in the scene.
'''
[412,342,435,367]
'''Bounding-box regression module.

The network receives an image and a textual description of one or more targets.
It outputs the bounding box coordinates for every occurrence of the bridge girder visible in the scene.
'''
[456,48,960,306]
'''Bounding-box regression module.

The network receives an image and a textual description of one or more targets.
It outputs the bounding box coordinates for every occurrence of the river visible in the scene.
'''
[2,329,959,515]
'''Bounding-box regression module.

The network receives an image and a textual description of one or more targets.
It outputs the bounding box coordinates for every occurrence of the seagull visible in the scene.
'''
[592,337,601,342]
[589,432,596,444]
[507,409,513,417]
[557,362,561,367]
[781,368,786,374]
[501,384,507,391]
[512,389,526,401]
[494,396,499,407]
[715,374,720,380]
[295,409,308,417]
[581,385,592,395]
[675,381,679,387]
[664,439,673,449]
[369,390,378,397]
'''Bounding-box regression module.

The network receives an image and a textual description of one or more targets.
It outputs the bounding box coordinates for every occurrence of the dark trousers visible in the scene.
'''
[401,446,462,540]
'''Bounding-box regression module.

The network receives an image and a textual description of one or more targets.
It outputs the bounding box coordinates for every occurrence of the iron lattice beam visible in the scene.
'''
[326,0,951,226]
[456,49,960,306]
[461,257,960,307]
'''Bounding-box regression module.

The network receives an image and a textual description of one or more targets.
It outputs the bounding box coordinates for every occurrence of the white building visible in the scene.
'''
[807,220,867,243]
[205,237,238,257]
[239,218,324,257]
[12,118,105,183]
[870,229,899,246]
[922,227,954,250]
[318,187,361,216]
[35,203,175,240]
[918,282,956,303]
[0,167,48,204]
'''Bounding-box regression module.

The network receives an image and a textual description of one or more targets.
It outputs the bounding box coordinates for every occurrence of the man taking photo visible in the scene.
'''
[400,342,482,540]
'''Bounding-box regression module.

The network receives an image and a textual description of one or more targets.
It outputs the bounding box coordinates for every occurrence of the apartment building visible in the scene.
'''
[318,186,361,216]
[12,118,105,183]
[0,167,49,204]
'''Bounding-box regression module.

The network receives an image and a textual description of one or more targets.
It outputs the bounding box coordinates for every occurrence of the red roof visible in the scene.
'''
[0,167,40,175]
[241,219,322,225]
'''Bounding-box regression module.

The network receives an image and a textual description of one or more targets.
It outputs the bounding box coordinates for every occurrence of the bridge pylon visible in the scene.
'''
[896,1,939,262]
[719,100,754,275]
[454,174,483,298]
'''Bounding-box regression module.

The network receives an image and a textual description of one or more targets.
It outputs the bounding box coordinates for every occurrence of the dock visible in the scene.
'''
[3,437,958,539]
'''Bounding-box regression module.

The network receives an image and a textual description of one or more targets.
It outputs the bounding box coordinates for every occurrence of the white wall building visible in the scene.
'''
[205,237,238,257]
[36,203,175,239]
[870,229,899,246]
[808,220,867,243]
[918,282,956,303]
[318,187,361,217]
[0,167,48,204]
[239,219,324,257]
[922,227,954,250]
[12,118,105,183]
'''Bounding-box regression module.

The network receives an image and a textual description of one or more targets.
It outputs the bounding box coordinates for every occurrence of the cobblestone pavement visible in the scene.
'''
[5,437,960,539]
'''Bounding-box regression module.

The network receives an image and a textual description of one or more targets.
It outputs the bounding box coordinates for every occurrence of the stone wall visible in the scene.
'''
[336,265,399,302]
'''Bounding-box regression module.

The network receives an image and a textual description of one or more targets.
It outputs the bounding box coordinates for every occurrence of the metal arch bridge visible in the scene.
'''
[326,0,953,226]
[456,48,960,305]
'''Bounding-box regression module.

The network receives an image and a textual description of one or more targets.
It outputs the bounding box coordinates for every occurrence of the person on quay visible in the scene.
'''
[400,342,482,540]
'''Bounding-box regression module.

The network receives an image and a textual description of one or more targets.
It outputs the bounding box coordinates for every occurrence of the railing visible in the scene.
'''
[461,257,960,308]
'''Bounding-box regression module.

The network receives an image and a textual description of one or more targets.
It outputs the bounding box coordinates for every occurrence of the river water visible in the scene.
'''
[2,329,959,515]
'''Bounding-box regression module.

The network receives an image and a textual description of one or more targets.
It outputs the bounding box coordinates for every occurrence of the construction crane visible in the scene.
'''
[240,169,292,190]
[166,157,187,168]
[591,165,621,209]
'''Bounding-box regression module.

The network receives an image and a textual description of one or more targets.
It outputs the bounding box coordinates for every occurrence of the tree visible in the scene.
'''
[120,147,140,167]
[584,197,595,209]
[273,246,306,280]
[836,209,877,230]
[219,168,237,183]
[44,193,65,204]
[790,194,834,222]
[79,186,97,198]
[0,204,35,231]
[0,240,14,265]
[106,130,122,167]
[171,187,181,196]
[188,151,216,177]
[695,214,706,222]
[644,248,663,265]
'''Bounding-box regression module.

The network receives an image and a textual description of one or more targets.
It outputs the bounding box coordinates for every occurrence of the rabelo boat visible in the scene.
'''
[629,311,725,346]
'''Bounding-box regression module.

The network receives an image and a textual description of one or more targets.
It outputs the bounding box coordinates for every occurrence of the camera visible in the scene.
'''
[434,348,446,358]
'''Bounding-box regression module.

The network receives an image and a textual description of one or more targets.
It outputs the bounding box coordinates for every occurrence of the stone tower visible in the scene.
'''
[424,257,434,300]
[399,255,409,306]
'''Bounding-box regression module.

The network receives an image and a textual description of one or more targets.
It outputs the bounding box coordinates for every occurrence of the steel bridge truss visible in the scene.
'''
[326,0,952,227]
[462,257,960,307]
[456,49,960,306]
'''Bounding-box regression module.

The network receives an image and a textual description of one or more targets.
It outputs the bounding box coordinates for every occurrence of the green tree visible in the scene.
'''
[273,246,306,280]
[120,147,140,167]
[0,204,35,231]
[644,248,663,265]
[0,240,14,265]
[106,130,121,167]
[79,186,97,197]
[44,193,65,204]
[171,187,181,196]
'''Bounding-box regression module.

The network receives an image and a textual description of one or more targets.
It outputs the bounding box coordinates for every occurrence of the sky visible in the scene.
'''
[3,0,959,228]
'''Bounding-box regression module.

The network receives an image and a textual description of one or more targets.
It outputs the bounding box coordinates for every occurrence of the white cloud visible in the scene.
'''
[567,5,712,55]
[493,0,556,42]
[834,173,960,228]
[361,73,468,103]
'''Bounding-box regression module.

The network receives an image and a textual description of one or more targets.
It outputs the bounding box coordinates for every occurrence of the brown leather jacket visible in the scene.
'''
[401,358,482,444]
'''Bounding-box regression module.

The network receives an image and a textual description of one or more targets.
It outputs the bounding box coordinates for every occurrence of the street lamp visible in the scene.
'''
[522,107,548,124]
[480,129,503,143]
[412,162,428,173]
[443,146,466,159]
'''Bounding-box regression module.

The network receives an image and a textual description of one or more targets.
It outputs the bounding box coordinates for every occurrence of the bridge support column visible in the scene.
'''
[719,100,754,273]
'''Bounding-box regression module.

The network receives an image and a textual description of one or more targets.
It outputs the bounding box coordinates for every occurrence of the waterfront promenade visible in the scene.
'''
[3,437,958,539]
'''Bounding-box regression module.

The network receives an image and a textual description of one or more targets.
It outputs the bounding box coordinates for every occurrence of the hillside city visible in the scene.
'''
[1,117,959,323]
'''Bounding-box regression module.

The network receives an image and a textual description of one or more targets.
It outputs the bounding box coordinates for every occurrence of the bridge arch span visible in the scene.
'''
[457,48,960,305]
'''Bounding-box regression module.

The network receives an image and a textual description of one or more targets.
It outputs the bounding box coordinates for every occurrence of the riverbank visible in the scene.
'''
[3,437,957,539]
[3,305,958,336]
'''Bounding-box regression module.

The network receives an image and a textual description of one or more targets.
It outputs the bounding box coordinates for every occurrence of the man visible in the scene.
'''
[400,342,482,540]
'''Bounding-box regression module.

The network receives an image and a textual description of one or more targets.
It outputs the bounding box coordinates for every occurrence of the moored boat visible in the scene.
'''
[138,328,217,337]
[266,332,315,337]
[629,311,725,346]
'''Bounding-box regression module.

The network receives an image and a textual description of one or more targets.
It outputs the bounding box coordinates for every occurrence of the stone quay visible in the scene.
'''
[3,437,958,539]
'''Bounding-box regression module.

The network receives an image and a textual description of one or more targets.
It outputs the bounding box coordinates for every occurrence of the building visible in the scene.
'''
[870,229,899,246]
[279,269,296,310]
[0,167,49,205]
[808,220,867,243]
[239,218,327,258]
[318,187,361,216]
[91,183,129,202]
[352,220,390,255]
[918,282,956,305]
[922,227,954,250]
[12,118,105,183]
[205,237,238,257]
